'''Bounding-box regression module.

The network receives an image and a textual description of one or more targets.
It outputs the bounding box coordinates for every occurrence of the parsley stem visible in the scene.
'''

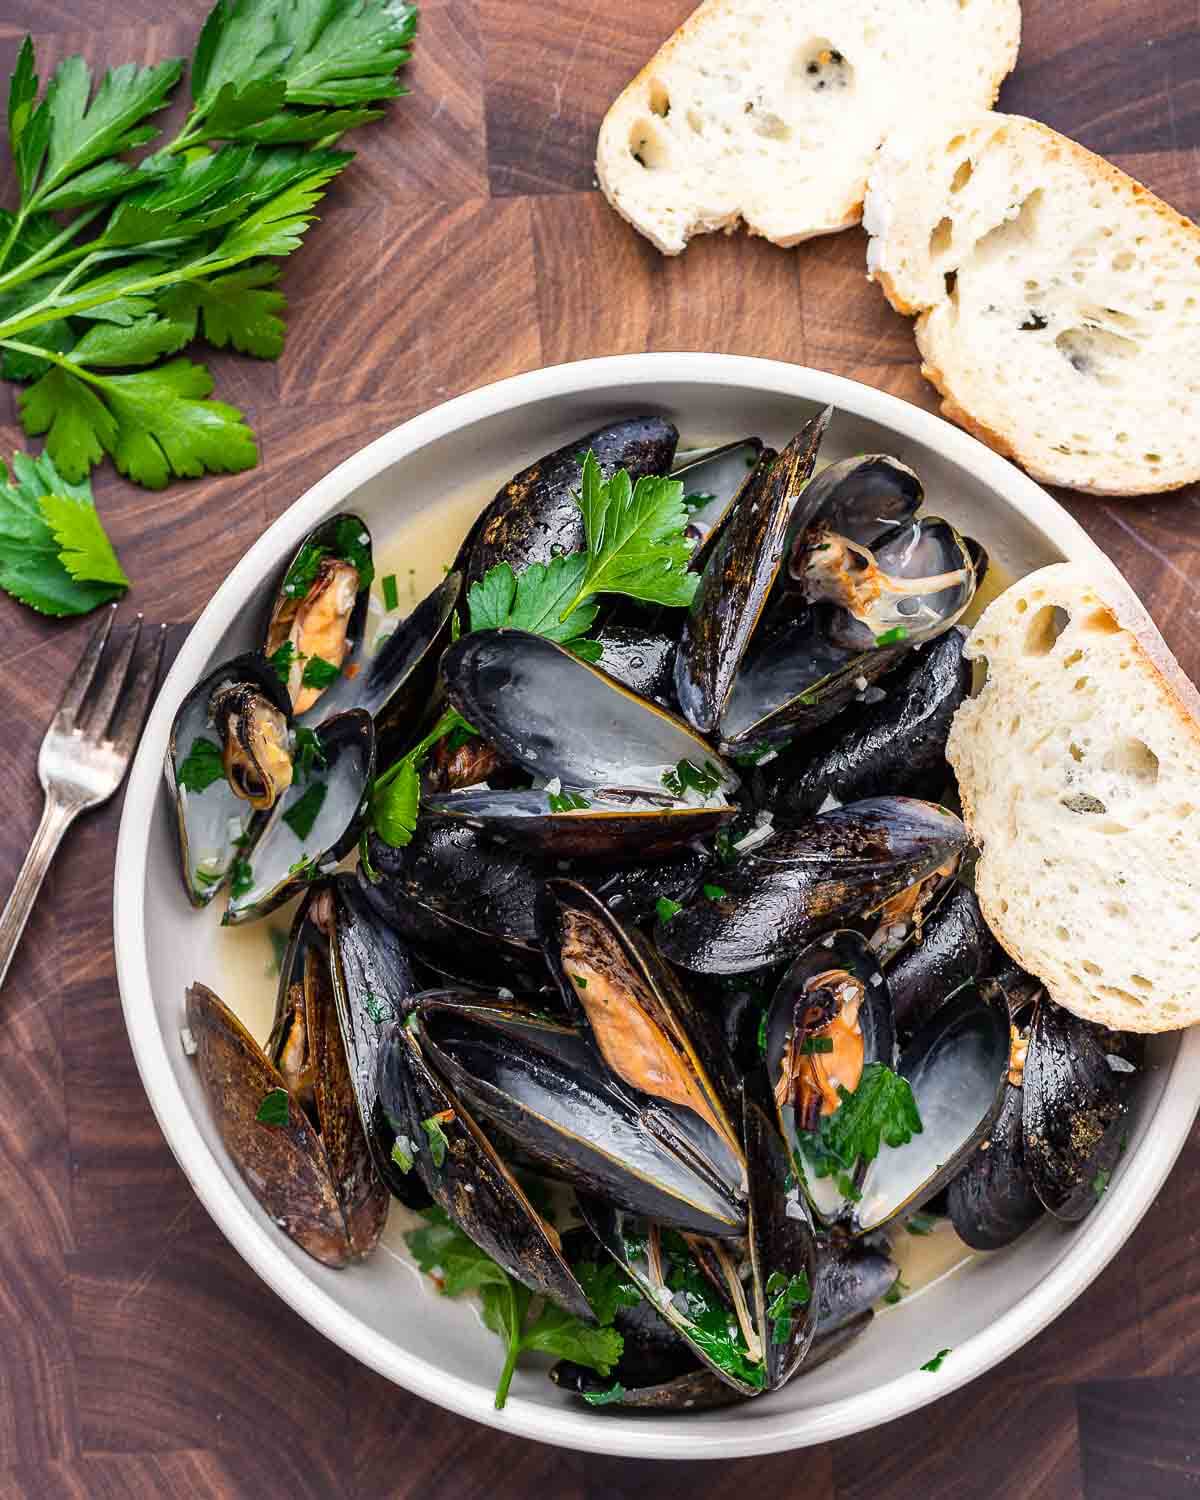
[0,339,108,390]
[0,210,29,280]
[494,1278,522,1410]
[0,205,108,294]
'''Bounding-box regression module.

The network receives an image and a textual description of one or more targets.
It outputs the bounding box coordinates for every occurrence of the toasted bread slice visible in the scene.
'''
[865,113,1200,495]
[595,0,1021,256]
[947,563,1200,1033]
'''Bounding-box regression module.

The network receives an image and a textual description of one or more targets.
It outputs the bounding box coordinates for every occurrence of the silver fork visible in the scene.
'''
[0,607,166,991]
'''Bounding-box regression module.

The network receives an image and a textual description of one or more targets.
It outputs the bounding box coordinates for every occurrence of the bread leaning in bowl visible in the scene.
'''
[947,563,1200,1033]
[595,0,1021,256]
[864,112,1200,495]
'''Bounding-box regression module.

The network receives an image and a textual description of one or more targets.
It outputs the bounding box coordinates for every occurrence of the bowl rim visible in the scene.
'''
[113,353,1200,1459]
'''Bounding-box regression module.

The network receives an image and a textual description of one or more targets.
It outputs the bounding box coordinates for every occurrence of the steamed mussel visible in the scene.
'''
[175,408,1145,1416]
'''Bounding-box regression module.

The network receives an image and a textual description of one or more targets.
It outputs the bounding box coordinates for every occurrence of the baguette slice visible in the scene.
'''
[595,0,1020,256]
[865,113,1200,495]
[947,563,1200,1033]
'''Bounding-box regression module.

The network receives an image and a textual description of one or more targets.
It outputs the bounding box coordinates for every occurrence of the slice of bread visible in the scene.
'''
[865,113,1200,495]
[595,0,1020,256]
[947,562,1200,1033]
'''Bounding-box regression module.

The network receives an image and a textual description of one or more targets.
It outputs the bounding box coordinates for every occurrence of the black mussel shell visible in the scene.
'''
[414,995,745,1236]
[324,876,429,1207]
[358,820,546,988]
[763,929,895,1222]
[186,905,388,1267]
[441,630,736,796]
[947,1078,1043,1250]
[1022,999,1140,1222]
[551,1360,743,1411]
[887,883,1003,1035]
[375,1012,593,1317]
[593,624,679,707]
[420,786,734,859]
[754,629,970,822]
[675,438,769,573]
[675,411,831,736]
[814,1237,898,1334]
[264,513,372,719]
[855,986,1010,1233]
[539,880,746,1198]
[331,570,460,744]
[224,709,375,925]
[783,454,924,559]
[656,797,967,975]
[573,845,711,925]
[167,651,295,906]
[745,1093,819,1388]
[579,1200,768,1396]
[460,417,678,586]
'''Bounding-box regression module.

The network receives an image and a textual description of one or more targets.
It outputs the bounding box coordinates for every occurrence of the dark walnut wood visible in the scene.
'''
[0,0,1197,1495]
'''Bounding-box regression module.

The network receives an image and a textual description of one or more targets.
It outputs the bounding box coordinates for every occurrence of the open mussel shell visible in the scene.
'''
[265,513,372,719]
[375,1011,593,1318]
[185,908,388,1267]
[167,652,295,906]
[358,820,545,988]
[540,880,746,1194]
[579,1200,769,1396]
[421,786,735,859]
[442,630,737,796]
[323,876,429,1207]
[719,517,975,750]
[1022,998,1140,1222]
[675,411,831,736]
[414,993,745,1236]
[675,438,767,572]
[459,416,678,586]
[657,797,968,975]
[754,629,970,822]
[947,1075,1044,1250]
[784,454,923,557]
[224,710,375,924]
[854,986,1010,1234]
[763,930,896,1222]
[592,624,679,707]
[886,883,1003,1035]
[744,1093,819,1389]
[307,570,461,741]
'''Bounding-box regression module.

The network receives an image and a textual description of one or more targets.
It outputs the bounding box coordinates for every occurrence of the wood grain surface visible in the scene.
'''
[0,1,1197,1495]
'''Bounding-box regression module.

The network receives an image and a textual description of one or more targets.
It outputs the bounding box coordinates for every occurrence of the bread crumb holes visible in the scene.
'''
[1025,604,1069,656]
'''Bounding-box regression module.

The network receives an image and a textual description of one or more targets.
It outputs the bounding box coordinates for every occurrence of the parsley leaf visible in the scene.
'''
[300,654,340,691]
[268,640,296,684]
[371,708,476,849]
[406,1207,623,1409]
[702,883,727,901]
[765,1269,811,1345]
[281,780,326,842]
[661,757,721,799]
[905,1212,938,1236]
[293,726,326,781]
[548,790,590,813]
[255,1087,288,1126]
[467,555,598,648]
[0,449,127,615]
[420,1115,449,1169]
[573,1257,641,1327]
[656,896,683,924]
[883,1275,909,1306]
[390,1137,414,1175]
[875,627,909,648]
[564,450,699,614]
[160,263,286,358]
[381,572,398,611]
[229,855,253,899]
[818,1062,923,1173]
[582,1383,627,1406]
[921,1348,952,1373]
[177,736,225,793]
[1093,1168,1112,1199]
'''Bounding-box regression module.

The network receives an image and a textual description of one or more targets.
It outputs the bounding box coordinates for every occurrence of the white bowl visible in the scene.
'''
[114,354,1200,1459]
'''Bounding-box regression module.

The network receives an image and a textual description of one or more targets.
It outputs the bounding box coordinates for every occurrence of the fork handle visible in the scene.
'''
[0,796,80,993]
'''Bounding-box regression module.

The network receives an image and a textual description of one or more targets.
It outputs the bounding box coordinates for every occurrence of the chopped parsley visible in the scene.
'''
[682,490,716,511]
[381,573,399,610]
[268,640,297,684]
[229,856,254,900]
[421,1115,450,1169]
[572,974,588,990]
[293,726,326,781]
[874,627,910,648]
[733,739,787,768]
[702,883,728,901]
[582,1383,627,1406]
[390,1138,414,1174]
[906,1212,938,1236]
[656,896,683,924]
[714,828,740,865]
[765,1269,811,1345]
[661,757,722,799]
[177,736,225,793]
[548,789,591,813]
[255,1088,289,1126]
[281,781,326,842]
[332,517,372,588]
[883,1275,909,1306]
[282,542,329,599]
[799,1036,834,1055]
[300,654,340,691]
[921,1348,952,1373]
[1093,1168,1112,1199]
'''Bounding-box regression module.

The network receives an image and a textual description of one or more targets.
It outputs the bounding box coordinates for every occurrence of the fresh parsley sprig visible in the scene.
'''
[370,707,475,849]
[0,3,418,502]
[405,1207,624,1409]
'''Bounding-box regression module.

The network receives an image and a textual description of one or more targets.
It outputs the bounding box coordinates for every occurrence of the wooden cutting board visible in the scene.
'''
[0,1,1196,1495]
